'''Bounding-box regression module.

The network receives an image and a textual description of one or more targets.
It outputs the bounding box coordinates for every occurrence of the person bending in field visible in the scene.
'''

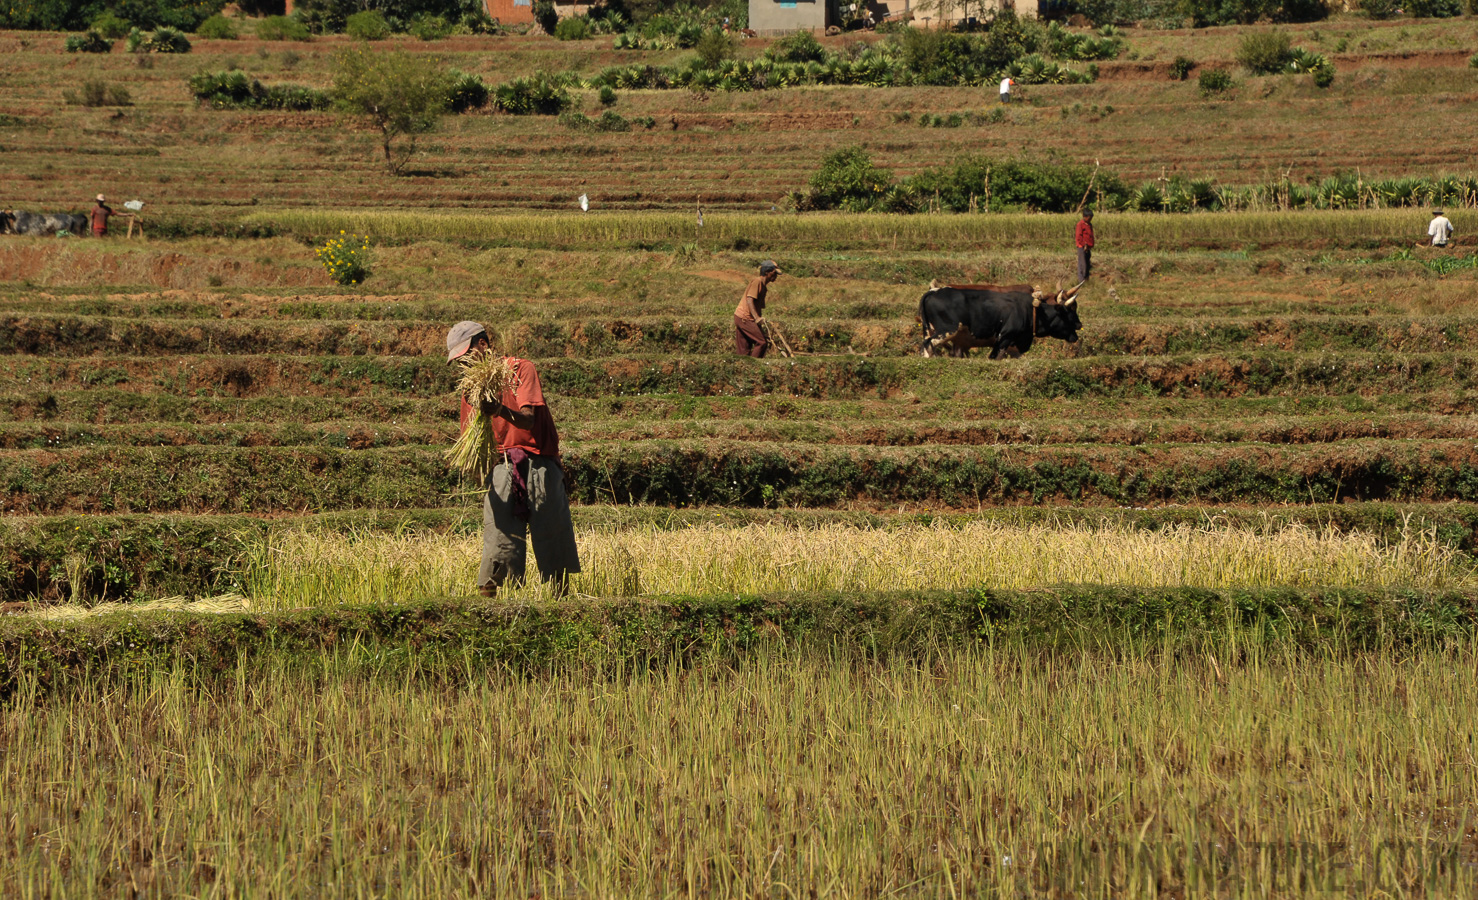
[734,260,781,358]
[446,320,580,598]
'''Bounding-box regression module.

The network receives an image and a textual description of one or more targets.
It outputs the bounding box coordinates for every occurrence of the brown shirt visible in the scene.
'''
[90,203,112,235]
[734,276,767,321]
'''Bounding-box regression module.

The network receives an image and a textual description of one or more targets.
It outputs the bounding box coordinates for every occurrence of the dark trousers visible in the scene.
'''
[480,457,580,593]
[1077,246,1092,281]
[734,315,768,358]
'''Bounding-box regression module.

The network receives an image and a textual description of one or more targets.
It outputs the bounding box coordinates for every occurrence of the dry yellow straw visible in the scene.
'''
[446,353,517,483]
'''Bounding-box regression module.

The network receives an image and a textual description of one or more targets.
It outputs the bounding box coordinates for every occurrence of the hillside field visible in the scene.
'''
[4,15,1478,897]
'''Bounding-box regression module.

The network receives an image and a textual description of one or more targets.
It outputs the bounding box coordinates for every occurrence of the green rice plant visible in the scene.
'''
[314,231,370,285]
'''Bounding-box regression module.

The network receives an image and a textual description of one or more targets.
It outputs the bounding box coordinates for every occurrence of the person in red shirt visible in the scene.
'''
[1075,210,1095,281]
[446,320,581,598]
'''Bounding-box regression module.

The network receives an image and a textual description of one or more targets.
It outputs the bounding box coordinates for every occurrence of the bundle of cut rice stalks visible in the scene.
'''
[446,353,517,482]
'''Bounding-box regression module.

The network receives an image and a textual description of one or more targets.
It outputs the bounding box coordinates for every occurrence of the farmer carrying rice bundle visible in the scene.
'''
[445,321,580,597]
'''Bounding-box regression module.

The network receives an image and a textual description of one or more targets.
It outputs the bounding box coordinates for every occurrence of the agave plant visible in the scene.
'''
[1131,184,1165,212]
[1286,49,1327,72]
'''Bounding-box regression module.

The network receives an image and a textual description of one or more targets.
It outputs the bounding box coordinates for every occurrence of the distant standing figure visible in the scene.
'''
[1075,210,1095,281]
[1428,209,1454,247]
[999,77,1014,103]
[89,194,131,237]
[90,194,113,236]
[735,260,781,358]
[446,321,581,598]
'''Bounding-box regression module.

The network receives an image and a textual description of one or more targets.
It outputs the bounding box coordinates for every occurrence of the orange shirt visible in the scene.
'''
[458,357,561,457]
[734,276,767,320]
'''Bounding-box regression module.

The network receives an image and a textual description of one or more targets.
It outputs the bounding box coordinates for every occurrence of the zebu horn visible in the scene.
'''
[930,278,941,290]
[1063,280,1085,306]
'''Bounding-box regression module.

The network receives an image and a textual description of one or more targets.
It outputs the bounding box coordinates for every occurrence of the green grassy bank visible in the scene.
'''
[7,587,1478,699]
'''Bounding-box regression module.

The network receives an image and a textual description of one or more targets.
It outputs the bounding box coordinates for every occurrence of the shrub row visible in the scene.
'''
[7,504,1478,603]
[6,587,1478,699]
[188,71,330,111]
[491,15,1103,111]
[7,439,1478,515]
[803,149,1478,214]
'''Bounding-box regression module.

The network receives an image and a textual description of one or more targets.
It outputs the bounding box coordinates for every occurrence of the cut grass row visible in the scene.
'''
[6,412,1478,451]
[7,439,1478,515]
[5,622,1477,895]
[5,502,1474,603]
[6,313,1478,357]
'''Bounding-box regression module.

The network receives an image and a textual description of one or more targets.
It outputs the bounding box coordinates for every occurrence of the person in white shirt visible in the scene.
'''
[1428,209,1454,247]
[999,77,1014,103]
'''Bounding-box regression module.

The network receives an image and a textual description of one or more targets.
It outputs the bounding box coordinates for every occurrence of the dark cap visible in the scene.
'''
[445,320,485,362]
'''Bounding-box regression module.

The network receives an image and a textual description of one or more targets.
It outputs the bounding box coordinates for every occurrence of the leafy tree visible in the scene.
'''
[694,27,735,69]
[808,147,895,212]
[331,48,454,174]
[532,0,558,33]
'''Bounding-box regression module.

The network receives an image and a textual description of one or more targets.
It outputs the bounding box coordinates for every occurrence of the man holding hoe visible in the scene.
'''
[734,260,782,358]
[446,321,580,597]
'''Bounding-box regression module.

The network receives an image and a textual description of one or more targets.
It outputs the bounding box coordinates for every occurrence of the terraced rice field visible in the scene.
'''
[3,18,1478,213]
[5,18,1478,897]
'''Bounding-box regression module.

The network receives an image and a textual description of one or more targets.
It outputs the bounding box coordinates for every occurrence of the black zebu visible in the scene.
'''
[0,211,90,236]
[917,283,1082,358]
